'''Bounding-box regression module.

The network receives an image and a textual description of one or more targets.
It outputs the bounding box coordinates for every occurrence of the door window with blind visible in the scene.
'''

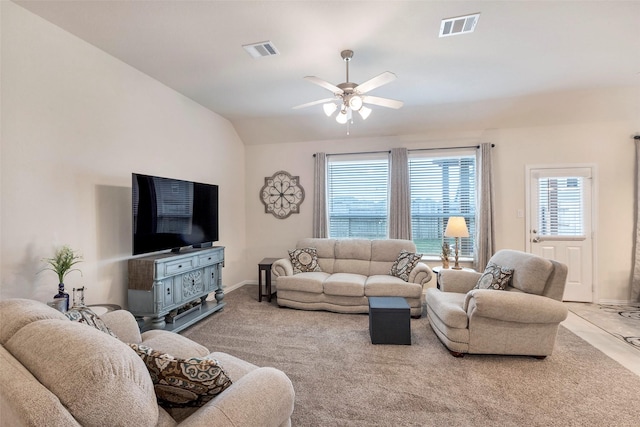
[409,152,476,256]
[327,154,389,239]
[536,176,584,238]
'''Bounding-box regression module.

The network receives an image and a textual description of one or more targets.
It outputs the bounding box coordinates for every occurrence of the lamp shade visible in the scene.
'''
[444,217,469,238]
[323,103,337,117]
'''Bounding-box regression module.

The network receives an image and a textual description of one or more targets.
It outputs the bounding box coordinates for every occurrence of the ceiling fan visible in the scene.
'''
[293,50,403,126]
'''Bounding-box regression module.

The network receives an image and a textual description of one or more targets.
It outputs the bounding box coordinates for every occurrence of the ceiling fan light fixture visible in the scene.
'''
[336,110,349,124]
[358,105,372,120]
[323,103,337,117]
[349,95,363,111]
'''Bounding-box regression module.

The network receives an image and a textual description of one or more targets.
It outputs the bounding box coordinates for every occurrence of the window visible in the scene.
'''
[325,150,477,258]
[409,152,476,256]
[537,177,584,237]
[327,154,389,239]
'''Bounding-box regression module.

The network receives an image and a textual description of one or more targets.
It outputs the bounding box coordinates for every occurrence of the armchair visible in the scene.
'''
[426,250,568,358]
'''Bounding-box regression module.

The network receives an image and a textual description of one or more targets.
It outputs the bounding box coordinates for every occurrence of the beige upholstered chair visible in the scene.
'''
[425,250,568,358]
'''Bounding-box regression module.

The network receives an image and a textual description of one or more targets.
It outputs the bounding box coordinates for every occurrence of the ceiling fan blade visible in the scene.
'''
[304,76,344,94]
[354,71,397,94]
[362,95,404,109]
[293,98,337,110]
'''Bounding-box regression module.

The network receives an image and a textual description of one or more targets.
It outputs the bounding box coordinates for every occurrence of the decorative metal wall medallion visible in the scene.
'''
[260,170,305,219]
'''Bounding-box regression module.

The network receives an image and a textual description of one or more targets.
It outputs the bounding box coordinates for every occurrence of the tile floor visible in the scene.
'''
[562,302,640,377]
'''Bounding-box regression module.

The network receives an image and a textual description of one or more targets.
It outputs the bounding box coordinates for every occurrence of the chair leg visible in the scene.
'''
[449,350,465,358]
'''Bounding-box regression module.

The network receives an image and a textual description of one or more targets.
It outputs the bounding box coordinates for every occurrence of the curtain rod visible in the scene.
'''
[312,144,495,157]
[313,150,390,157]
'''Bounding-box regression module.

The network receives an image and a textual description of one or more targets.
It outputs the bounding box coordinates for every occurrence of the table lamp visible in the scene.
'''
[444,217,469,269]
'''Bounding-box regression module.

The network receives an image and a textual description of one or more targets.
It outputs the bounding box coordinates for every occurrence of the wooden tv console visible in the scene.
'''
[128,246,225,332]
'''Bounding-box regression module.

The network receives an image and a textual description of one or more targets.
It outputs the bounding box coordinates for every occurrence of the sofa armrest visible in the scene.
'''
[408,262,433,287]
[177,367,295,427]
[438,269,481,293]
[465,290,568,324]
[100,310,143,344]
[271,258,293,277]
[140,329,210,358]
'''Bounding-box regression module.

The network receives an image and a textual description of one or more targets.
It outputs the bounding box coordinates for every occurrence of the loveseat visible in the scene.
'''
[0,298,295,427]
[272,238,432,317]
[426,249,568,357]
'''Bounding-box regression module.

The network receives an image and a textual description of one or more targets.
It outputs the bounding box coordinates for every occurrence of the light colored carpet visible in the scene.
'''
[182,286,640,426]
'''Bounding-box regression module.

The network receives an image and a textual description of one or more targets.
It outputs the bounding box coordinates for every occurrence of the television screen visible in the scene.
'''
[132,173,219,255]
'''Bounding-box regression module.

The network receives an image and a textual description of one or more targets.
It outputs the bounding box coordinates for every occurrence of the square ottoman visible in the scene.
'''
[368,296,411,345]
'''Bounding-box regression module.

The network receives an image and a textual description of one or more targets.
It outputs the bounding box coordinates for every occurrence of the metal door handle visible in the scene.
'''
[532,237,540,243]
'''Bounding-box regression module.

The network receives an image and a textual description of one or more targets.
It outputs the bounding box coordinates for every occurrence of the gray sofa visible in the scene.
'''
[0,298,295,427]
[272,238,433,317]
[426,249,569,357]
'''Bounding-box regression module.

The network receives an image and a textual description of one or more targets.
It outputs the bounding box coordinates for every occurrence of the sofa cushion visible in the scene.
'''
[4,319,158,427]
[334,239,372,275]
[129,344,232,408]
[65,306,118,338]
[288,247,322,274]
[389,250,423,282]
[276,272,328,293]
[369,239,417,275]
[0,298,68,344]
[365,275,423,298]
[323,273,366,297]
[474,262,513,290]
[297,238,336,272]
[425,289,468,329]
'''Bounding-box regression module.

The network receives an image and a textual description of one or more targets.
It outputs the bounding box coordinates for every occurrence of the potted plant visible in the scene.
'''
[41,245,82,311]
[440,241,451,269]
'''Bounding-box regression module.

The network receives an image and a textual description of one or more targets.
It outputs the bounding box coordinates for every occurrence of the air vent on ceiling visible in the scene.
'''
[439,13,480,37]
[242,41,279,58]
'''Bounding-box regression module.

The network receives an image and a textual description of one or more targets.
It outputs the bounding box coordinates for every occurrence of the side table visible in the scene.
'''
[258,258,280,302]
[368,296,411,345]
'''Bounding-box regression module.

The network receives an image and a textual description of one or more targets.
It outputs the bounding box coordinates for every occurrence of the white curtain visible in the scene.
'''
[313,152,328,238]
[632,138,640,302]
[474,143,495,271]
[389,148,411,240]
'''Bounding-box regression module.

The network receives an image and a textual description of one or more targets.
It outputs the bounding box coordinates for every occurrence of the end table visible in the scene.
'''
[258,258,280,302]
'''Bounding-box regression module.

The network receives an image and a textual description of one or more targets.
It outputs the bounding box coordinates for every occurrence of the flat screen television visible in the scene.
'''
[132,173,219,255]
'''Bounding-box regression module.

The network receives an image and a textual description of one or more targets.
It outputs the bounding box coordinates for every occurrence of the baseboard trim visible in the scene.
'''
[223,281,254,293]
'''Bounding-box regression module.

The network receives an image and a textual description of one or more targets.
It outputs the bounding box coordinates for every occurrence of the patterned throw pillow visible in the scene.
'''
[129,344,232,408]
[65,306,118,338]
[389,250,423,282]
[475,262,514,290]
[288,247,322,274]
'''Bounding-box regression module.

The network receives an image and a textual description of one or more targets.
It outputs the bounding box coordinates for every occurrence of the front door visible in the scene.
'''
[526,166,594,302]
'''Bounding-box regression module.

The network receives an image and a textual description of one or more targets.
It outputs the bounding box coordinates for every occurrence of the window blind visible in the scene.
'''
[327,157,389,239]
[537,177,583,236]
[409,154,476,256]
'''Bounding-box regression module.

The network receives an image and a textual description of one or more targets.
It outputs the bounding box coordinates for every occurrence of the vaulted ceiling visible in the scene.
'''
[14,1,640,145]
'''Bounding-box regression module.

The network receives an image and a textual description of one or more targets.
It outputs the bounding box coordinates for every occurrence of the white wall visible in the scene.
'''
[1,2,246,306]
[245,91,639,303]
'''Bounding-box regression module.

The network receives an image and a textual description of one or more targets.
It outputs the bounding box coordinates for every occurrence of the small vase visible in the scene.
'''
[442,258,450,269]
[54,283,70,312]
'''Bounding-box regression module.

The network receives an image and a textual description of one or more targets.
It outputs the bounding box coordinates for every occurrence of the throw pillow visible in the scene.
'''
[65,306,118,338]
[389,250,423,282]
[288,247,322,274]
[474,262,514,290]
[129,343,232,408]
